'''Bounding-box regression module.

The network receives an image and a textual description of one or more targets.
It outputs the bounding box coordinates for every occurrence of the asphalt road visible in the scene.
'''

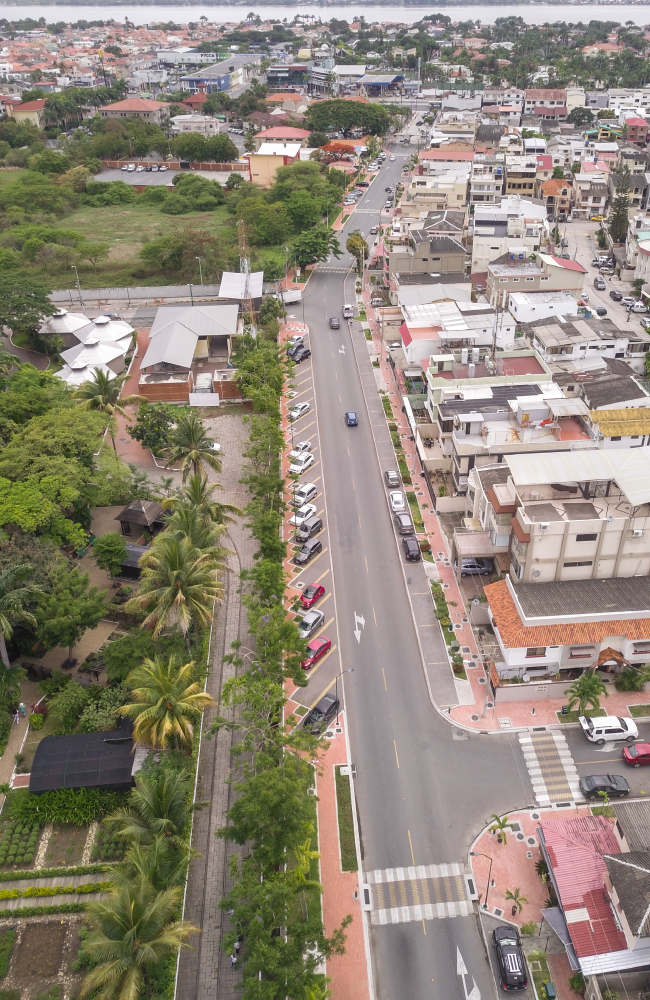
[302,156,535,1000]
[564,720,650,799]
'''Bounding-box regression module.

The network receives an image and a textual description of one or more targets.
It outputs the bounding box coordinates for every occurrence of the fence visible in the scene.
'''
[51,284,223,308]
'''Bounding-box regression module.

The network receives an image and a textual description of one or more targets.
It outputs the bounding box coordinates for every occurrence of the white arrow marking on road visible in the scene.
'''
[354,612,365,643]
[456,948,467,977]
[339,345,346,354]
[468,983,481,1000]
[457,948,481,1000]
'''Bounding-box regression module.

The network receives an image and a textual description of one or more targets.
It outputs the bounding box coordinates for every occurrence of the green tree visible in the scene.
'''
[35,566,107,666]
[0,661,25,711]
[72,370,145,451]
[125,534,224,650]
[93,532,127,581]
[78,879,197,1000]
[162,473,241,528]
[505,887,528,914]
[120,655,216,749]
[28,149,71,175]
[0,273,55,336]
[564,670,609,715]
[107,767,190,848]
[0,564,43,669]
[552,165,565,179]
[610,165,631,243]
[165,504,231,555]
[346,230,369,274]
[126,401,179,456]
[76,241,110,268]
[291,225,342,269]
[489,813,512,845]
[567,106,594,126]
[306,98,390,136]
[286,189,323,232]
[48,678,89,734]
[166,411,222,482]
[597,108,616,120]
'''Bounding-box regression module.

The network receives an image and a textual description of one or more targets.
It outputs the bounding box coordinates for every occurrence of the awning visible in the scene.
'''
[547,398,591,418]
[541,909,580,971]
[453,530,495,558]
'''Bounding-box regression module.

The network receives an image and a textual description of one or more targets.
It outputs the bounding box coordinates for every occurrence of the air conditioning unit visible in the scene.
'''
[540,523,550,530]
[632,528,643,537]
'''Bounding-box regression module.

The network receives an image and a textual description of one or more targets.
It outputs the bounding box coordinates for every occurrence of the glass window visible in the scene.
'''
[526,647,546,658]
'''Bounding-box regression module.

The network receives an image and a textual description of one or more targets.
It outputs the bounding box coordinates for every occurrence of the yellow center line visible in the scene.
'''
[382,667,387,691]
[394,741,400,769]
[408,829,415,865]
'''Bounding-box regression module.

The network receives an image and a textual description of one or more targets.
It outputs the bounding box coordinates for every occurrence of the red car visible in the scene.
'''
[301,583,325,609]
[622,743,650,767]
[301,635,331,670]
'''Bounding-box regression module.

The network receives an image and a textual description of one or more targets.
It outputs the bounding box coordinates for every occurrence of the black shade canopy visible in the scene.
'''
[29,728,135,794]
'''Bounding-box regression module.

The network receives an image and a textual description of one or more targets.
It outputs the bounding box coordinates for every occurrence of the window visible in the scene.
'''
[563,560,593,568]
[499,278,508,283]
[525,277,534,282]
[540,277,549,282]
[576,533,598,542]
[611,436,622,442]
[526,647,546,658]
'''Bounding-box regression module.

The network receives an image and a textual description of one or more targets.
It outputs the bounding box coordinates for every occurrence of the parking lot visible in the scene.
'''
[562,220,646,329]
[564,719,650,799]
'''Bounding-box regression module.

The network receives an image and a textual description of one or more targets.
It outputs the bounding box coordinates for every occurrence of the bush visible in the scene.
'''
[29,712,44,731]
[521,921,537,935]
[615,669,645,692]
[6,787,130,826]
[569,972,586,995]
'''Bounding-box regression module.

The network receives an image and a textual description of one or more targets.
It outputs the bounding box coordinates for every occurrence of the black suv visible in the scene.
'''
[291,347,311,364]
[493,926,528,991]
[293,537,323,566]
[403,537,421,561]
[304,693,339,733]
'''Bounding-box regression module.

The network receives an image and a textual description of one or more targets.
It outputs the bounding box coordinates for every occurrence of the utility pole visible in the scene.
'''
[70,265,83,310]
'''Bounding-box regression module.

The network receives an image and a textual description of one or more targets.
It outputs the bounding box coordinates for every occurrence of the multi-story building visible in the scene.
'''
[504,155,537,198]
[180,54,261,93]
[571,168,611,219]
[98,97,170,124]
[399,300,515,365]
[169,113,219,135]
[400,169,469,216]
[482,87,525,107]
[507,290,581,324]
[252,125,312,150]
[385,234,467,282]
[433,110,479,145]
[469,153,505,205]
[524,88,567,120]
[523,314,650,373]
[487,252,586,308]
[539,177,573,219]
[266,65,309,89]
[470,214,546,275]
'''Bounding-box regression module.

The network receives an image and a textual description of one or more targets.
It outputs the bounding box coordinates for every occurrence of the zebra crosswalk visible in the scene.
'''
[365,862,472,925]
[519,729,582,806]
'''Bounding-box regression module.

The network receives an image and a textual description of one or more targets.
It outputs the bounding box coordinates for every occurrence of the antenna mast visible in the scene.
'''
[237,219,256,339]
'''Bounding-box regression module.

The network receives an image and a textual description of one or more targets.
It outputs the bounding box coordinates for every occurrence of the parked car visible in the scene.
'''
[632,301,647,313]
[622,296,636,307]
[135,164,145,172]
[288,440,312,457]
[356,181,369,187]
[293,537,323,566]
[343,304,354,319]
[301,635,332,671]
[599,267,614,276]
[385,470,401,487]
[288,503,317,527]
[300,583,325,609]
[126,163,136,172]
[159,164,168,172]
[622,742,650,766]
[151,164,159,172]
[286,337,304,353]
[594,278,607,290]
[344,411,358,426]
[303,691,338,729]
[492,926,528,992]
[590,214,606,221]
[289,402,310,421]
[402,536,421,561]
[289,452,314,475]
[295,516,323,543]
[578,774,630,800]
[595,307,608,317]
[291,482,317,507]
[579,715,638,745]
[559,253,571,260]
[640,316,650,331]
[610,290,623,301]
[389,491,405,512]
[394,512,414,535]
[329,317,340,329]
[296,609,324,640]
[454,557,493,578]
[370,225,378,235]
[291,347,311,364]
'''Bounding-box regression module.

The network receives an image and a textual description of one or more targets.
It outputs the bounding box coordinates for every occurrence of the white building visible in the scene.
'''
[169,113,219,135]
[508,290,581,324]
[400,300,515,365]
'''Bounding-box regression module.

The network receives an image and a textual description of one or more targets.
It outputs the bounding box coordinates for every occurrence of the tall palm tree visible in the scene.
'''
[162,473,241,526]
[78,879,197,1000]
[166,412,222,482]
[0,565,43,669]
[107,768,189,849]
[165,505,231,556]
[119,655,215,750]
[72,370,145,451]
[125,535,224,650]
[110,836,187,893]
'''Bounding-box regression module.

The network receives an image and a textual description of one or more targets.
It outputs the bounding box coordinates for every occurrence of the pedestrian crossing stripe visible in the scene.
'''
[371,900,470,925]
[519,730,582,806]
[364,862,471,925]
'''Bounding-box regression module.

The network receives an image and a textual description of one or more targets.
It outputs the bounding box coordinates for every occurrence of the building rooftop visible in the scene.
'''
[604,852,650,938]
[98,97,168,112]
[612,801,650,851]
[394,271,469,286]
[526,316,650,348]
[254,125,311,139]
[438,382,548,418]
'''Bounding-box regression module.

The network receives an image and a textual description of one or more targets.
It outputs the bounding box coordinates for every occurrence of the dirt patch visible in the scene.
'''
[12,923,66,981]
[43,825,89,867]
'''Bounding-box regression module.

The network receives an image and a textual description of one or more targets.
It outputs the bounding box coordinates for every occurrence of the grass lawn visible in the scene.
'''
[18,711,58,775]
[630,704,650,717]
[0,169,26,188]
[334,765,357,873]
[406,491,424,530]
[527,950,551,998]
[557,707,606,724]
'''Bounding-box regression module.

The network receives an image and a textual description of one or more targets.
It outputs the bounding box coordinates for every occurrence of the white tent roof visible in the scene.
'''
[60,340,126,368]
[506,448,650,507]
[149,304,239,340]
[57,362,116,387]
[40,309,92,337]
[75,316,135,345]
[218,272,264,301]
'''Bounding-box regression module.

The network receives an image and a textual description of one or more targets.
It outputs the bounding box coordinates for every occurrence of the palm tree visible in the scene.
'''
[162,473,241,526]
[564,671,608,716]
[489,813,512,845]
[120,655,215,749]
[111,836,187,893]
[0,565,43,669]
[0,662,25,712]
[166,412,222,482]
[107,768,189,848]
[165,505,231,557]
[72,370,145,451]
[78,879,197,1000]
[125,535,224,651]
[505,887,528,914]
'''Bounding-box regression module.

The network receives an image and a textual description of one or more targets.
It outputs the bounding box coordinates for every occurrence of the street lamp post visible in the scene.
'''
[70,265,83,310]
[195,257,203,286]
[334,668,354,725]
[470,851,493,910]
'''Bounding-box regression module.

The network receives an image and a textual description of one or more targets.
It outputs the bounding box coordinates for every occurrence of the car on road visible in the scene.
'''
[595,307,608,317]
[579,715,638,745]
[454,557,493,578]
[329,317,340,329]
[291,347,311,364]
[390,155,396,161]
[303,690,338,728]
[288,503,317,527]
[289,441,312,457]
[289,452,315,475]
[370,225,378,235]
[343,304,354,319]
[594,278,607,290]
[389,490,405,512]
[394,511,414,534]
[291,484,318,509]
[610,290,623,301]
[385,470,401,487]
[293,537,323,566]
[590,214,606,221]
[296,609,325,640]
[640,316,650,331]
[289,402,310,421]
[492,926,528,992]
[622,742,650,766]
[402,536,421,561]
[301,583,325,609]
[301,636,332,670]
[599,266,614,276]
[344,411,358,426]
[579,774,630,800]
[561,238,569,247]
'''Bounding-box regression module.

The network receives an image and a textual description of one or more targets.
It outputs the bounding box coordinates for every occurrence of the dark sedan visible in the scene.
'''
[578,774,630,800]
[329,317,340,329]
[344,411,358,426]
[610,289,623,301]
[402,537,421,561]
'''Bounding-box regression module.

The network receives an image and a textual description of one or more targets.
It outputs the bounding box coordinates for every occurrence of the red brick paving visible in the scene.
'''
[546,953,577,1000]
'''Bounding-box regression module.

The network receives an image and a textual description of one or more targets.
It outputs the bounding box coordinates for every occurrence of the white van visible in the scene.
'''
[579,715,638,745]
[342,304,354,319]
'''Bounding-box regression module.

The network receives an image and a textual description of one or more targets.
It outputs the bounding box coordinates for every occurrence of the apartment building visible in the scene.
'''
[399,301,515,365]
[390,271,472,308]
[487,252,586,308]
[385,234,467,282]
[169,113,219,135]
[433,111,479,145]
[401,168,469,216]
[482,87,525,107]
[523,314,650,373]
[98,97,170,124]
[470,215,545,274]
[469,153,505,205]
[626,213,650,268]
[524,88,567,120]
[572,167,611,219]
[508,291,581,324]
[504,155,537,198]
[180,54,261,93]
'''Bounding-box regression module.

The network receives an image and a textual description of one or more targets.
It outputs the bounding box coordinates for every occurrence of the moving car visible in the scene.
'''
[599,266,614,276]
[579,715,638,745]
[595,307,608,317]
[288,503,317,527]
[454,557,493,578]
[300,583,325,609]
[389,491,405,512]
[344,411,358,426]
[289,452,314,475]
[343,304,354,319]
[301,636,332,671]
[385,470,400,487]
[296,609,325,640]
[622,742,650,766]
[390,155,396,161]
[293,537,323,566]
[394,512,414,535]
[402,537,421,561]
[594,278,607,290]
[291,482,318,507]
[291,347,311,364]
[610,290,623,301]
[303,691,338,729]
[492,926,528,992]
[329,317,340,329]
[578,774,630,800]
[370,225,378,235]
[289,402,310,420]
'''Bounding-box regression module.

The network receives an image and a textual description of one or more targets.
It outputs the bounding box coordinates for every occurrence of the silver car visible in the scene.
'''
[297,609,325,639]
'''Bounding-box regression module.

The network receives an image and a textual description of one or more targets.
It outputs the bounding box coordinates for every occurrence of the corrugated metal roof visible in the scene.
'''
[592,408,650,437]
[506,449,650,507]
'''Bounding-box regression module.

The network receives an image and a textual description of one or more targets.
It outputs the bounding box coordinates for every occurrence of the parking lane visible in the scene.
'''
[564,721,650,799]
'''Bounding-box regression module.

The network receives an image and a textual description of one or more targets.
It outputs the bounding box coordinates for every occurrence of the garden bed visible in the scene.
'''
[0,823,41,870]
[629,704,650,718]
[0,917,85,999]
[334,766,357,873]
[90,823,125,863]
[43,826,89,868]
[556,708,606,724]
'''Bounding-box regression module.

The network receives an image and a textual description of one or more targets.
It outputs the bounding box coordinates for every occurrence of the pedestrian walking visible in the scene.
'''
[234,940,240,954]
[13,711,19,726]
[19,703,25,718]
[230,954,237,968]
